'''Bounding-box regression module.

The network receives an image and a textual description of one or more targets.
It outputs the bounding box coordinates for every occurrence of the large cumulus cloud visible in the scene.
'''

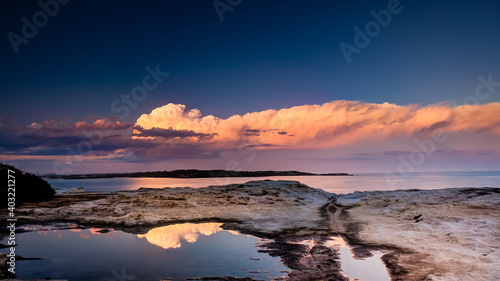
[1,101,499,167]
[135,101,500,149]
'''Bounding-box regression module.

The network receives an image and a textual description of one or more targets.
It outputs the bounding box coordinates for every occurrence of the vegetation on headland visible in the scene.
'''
[44,169,351,179]
[0,163,55,208]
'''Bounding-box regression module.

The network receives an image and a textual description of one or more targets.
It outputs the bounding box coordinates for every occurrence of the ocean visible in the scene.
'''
[46,171,500,194]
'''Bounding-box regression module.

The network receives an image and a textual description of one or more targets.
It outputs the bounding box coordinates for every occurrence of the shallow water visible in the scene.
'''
[2,223,396,280]
[2,223,289,281]
[326,236,391,281]
[47,171,500,194]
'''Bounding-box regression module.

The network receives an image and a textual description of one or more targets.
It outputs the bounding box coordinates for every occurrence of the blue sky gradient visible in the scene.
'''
[1,0,499,173]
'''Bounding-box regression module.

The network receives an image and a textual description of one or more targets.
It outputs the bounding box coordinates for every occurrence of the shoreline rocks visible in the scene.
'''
[1,180,499,280]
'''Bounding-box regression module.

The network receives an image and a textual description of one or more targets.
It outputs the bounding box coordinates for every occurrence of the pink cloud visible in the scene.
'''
[74,119,133,131]
[2,101,499,169]
[135,101,500,150]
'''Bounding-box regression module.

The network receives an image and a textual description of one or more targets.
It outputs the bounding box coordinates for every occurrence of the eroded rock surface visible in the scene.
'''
[14,180,333,235]
[336,187,500,281]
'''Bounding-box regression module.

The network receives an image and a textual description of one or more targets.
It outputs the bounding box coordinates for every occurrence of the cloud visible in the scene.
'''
[135,101,500,149]
[132,125,217,140]
[2,101,499,168]
[27,123,43,130]
[74,118,133,131]
[0,118,135,156]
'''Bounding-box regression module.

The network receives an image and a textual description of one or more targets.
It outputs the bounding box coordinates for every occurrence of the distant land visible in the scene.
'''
[44,169,351,179]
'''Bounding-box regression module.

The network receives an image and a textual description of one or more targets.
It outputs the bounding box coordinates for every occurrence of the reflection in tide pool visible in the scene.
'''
[1,223,289,281]
[326,236,391,281]
[137,222,240,249]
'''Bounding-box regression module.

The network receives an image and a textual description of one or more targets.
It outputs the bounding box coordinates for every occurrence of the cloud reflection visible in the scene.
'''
[137,223,236,249]
[69,228,115,239]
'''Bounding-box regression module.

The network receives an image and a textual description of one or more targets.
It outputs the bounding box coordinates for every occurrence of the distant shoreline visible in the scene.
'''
[44,169,352,180]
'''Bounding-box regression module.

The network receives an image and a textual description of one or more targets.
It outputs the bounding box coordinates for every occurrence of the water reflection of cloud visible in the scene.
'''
[88,228,115,238]
[79,233,92,239]
[36,230,62,238]
[68,228,115,239]
[227,230,240,236]
[325,236,347,248]
[137,223,235,249]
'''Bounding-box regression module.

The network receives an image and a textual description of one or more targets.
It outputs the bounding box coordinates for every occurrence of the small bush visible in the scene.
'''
[1,163,55,208]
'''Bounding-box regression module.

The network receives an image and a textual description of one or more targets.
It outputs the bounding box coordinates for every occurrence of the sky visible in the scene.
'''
[0,0,499,174]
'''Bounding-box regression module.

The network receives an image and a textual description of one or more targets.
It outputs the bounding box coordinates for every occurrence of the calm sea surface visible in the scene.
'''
[47,171,500,194]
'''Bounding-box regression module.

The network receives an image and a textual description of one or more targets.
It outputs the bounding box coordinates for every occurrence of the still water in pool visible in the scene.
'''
[3,223,289,281]
[3,223,393,280]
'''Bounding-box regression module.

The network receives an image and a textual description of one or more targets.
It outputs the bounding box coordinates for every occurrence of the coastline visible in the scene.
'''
[1,180,499,280]
[44,170,352,180]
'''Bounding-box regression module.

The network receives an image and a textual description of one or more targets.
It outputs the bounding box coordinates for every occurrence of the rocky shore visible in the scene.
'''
[335,187,500,280]
[1,180,499,280]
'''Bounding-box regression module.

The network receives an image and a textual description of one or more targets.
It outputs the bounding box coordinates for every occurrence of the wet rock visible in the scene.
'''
[0,253,17,279]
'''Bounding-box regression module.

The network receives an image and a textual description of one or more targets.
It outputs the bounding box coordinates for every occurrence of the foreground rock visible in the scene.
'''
[13,180,333,235]
[336,187,500,281]
[0,254,16,279]
[3,180,500,280]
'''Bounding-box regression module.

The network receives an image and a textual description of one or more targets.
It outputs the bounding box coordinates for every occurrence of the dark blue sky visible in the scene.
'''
[1,0,500,124]
[1,0,500,174]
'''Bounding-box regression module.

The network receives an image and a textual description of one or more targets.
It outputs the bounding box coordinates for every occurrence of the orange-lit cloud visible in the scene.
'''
[137,222,230,249]
[2,100,499,169]
[135,101,500,149]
